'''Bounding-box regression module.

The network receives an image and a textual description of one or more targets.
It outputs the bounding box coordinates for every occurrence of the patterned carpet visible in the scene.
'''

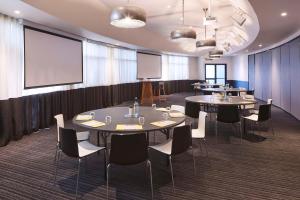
[0,93,300,200]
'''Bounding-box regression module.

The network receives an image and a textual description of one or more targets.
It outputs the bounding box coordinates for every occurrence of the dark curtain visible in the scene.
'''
[0,80,198,147]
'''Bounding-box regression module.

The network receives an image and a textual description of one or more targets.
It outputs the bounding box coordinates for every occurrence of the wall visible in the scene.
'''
[248,36,300,120]
[188,57,200,80]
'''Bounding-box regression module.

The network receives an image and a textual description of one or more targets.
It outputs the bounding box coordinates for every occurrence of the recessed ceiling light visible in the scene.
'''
[281,12,287,17]
[180,17,183,21]
[167,5,171,9]
[258,44,262,47]
[14,10,20,15]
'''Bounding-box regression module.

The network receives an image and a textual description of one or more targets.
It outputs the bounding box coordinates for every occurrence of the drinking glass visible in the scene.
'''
[89,112,95,119]
[152,104,157,109]
[138,116,145,125]
[105,115,112,124]
[162,112,169,120]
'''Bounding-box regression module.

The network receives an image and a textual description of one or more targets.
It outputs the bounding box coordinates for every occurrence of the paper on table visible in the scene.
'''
[156,107,169,112]
[76,115,93,121]
[116,124,143,130]
[81,120,105,128]
[151,120,176,127]
[169,112,185,118]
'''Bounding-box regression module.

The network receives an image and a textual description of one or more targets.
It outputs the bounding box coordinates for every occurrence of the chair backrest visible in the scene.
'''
[198,111,207,136]
[185,101,201,118]
[217,105,240,123]
[258,104,271,122]
[244,95,255,109]
[267,99,273,104]
[54,114,64,142]
[59,127,79,158]
[171,125,192,155]
[246,90,255,95]
[109,133,148,165]
[171,105,185,113]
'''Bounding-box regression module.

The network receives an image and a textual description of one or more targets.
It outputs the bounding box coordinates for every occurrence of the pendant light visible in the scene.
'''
[196,8,216,48]
[170,0,196,42]
[208,28,223,57]
[110,1,146,28]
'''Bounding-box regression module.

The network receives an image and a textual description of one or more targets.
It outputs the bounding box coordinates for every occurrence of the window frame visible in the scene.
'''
[205,63,227,84]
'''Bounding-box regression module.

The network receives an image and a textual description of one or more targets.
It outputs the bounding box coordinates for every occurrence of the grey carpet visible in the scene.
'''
[0,92,300,200]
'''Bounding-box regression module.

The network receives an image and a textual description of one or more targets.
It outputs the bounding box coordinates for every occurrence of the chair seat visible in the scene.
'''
[250,109,259,115]
[192,129,205,139]
[78,141,105,158]
[149,139,172,155]
[244,114,258,122]
[176,121,186,127]
[76,131,90,141]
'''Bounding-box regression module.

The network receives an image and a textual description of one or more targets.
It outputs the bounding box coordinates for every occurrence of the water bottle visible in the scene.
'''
[133,97,139,115]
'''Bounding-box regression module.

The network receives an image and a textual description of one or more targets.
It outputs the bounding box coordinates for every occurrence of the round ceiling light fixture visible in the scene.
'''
[170,0,196,42]
[196,8,216,48]
[110,6,146,28]
[209,49,224,57]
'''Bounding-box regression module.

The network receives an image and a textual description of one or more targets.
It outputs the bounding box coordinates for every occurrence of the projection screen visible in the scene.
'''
[137,52,162,79]
[24,26,83,89]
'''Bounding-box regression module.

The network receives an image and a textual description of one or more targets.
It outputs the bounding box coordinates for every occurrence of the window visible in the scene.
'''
[205,64,226,84]
[162,55,189,80]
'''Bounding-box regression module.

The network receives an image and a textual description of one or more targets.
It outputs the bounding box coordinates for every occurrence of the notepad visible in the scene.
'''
[156,107,170,112]
[81,120,105,128]
[76,115,93,121]
[116,124,143,130]
[151,120,176,127]
[169,112,185,118]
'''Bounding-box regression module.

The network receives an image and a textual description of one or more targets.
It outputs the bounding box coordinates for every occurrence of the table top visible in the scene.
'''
[200,87,247,92]
[192,83,222,86]
[185,95,256,106]
[73,106,185,133]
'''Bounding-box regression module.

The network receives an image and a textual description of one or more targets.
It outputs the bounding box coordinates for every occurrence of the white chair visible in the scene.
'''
[192,111,208,156]
[54,114,90,162]
[243,104,275,137]
[54,127,105,199]
[244,95,255,110]
[250,98,272,115]
[239,87,247,96]
[149,125,195,191]
[170,105,185,127]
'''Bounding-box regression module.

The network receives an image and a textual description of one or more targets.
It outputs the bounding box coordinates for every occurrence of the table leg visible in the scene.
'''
[100,132,108,180]
[146,131,149,146]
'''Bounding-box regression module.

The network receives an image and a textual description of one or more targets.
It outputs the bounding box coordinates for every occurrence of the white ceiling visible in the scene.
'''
[0,0,259,56]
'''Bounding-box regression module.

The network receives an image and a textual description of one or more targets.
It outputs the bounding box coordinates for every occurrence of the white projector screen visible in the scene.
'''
[24,26,83,89]
[137,52,162,79]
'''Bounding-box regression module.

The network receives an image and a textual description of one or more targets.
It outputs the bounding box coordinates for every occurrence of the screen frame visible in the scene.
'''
[23,25,83,89]
[136,51,162,80]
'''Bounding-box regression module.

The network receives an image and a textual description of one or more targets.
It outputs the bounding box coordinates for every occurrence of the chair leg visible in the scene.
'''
[153,131,156,144]
[54,144,59,164]
[53,150,61,185]
[202,139,208,157]
[169,156,175,192]
[191,147,196,175]
[75,159,81,200]
[106,164,111,200]
[269,120,275,137]
[238,122,242,144]
[215,121,218,144]
[147,160,154,200]
[198,140,203,155]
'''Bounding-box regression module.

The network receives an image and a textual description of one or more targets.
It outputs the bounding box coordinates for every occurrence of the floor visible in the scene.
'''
[0,92,300,200]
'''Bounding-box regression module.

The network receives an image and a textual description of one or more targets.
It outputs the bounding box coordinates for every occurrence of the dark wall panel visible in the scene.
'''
[290,38,300,119]
[280,44,291,112]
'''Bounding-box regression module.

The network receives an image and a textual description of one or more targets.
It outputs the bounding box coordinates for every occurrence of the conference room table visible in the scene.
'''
[200,87,247,96]
[73,106,185,175]
[185,95,257,137]
[192,83,223,95]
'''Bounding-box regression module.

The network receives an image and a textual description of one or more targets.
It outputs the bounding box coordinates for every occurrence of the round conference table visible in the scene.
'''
[185,95,256,106]
[73,106,185,179]
[200,87,247,96]
[73,106,185,147]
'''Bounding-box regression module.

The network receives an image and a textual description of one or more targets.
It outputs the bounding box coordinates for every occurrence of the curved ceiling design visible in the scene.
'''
[18,0,259,56]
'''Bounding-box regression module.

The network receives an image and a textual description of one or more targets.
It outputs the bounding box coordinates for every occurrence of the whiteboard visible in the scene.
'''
[137,52,162,79]
[24,26,83,89]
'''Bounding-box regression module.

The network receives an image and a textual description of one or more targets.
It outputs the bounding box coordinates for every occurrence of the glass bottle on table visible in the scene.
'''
[133,97,139,115]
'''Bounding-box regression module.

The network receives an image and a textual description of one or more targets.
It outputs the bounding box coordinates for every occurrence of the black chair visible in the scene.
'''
[185,101,201,118]
[243,104,275,137]
[54,127,106,200]
[246,90,255,95]
[149,125,195,191]
[215,105,242,143]
[107,133,153,199]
